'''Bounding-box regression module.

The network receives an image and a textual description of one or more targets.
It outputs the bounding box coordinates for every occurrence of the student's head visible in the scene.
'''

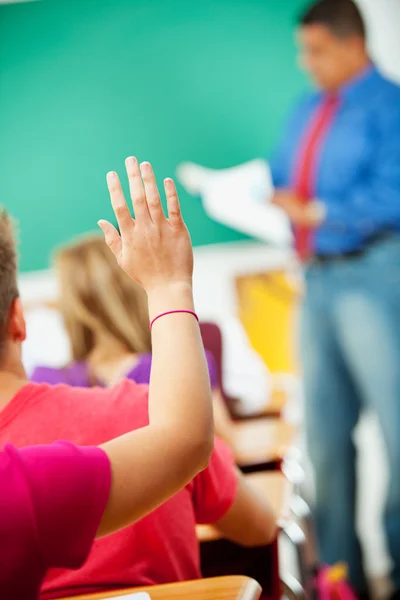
[0,209,26,371]
[55,235,151,362]
[297,0,368,91]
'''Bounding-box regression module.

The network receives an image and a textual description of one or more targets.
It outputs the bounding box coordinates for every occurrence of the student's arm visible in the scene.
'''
[212,389,235,448]
[214,470,277,547]
[96,158,213,537]
[192,438,277,547]
[204,351,235,447]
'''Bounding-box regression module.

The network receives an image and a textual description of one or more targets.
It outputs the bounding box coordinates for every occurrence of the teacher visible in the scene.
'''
[270,0,400,597]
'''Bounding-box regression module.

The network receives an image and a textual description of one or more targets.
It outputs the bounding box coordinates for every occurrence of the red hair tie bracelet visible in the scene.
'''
[150,310,199,330]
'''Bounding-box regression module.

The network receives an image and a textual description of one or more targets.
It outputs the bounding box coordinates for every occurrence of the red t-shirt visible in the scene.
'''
[0,441,110,600]
[0,380,237,599]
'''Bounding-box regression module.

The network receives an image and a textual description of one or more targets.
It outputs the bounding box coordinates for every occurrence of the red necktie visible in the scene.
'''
[292,94,339,260]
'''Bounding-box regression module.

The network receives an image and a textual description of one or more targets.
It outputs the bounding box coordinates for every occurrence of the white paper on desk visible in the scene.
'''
[110,594,151,600]
[176,159,292,247]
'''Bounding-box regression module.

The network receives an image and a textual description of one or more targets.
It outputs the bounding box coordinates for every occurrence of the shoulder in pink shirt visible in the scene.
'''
[0,380,237,599]
[0,441,110,600]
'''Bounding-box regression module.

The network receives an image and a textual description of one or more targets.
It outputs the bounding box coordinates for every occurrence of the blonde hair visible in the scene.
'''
[55,235,151,362]
[0,209,19,359]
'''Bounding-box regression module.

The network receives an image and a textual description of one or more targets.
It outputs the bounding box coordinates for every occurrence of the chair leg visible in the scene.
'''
[289,494,319,570]
[282,455,319,571]
[280,573,307,600]
[280,520,309,595]
[282,453,305,497]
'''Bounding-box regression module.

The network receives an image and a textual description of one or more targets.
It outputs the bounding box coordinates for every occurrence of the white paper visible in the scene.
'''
[176,159,292,247]
[220,316,271,415]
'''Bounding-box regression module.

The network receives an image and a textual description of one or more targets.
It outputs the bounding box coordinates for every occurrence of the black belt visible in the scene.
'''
[311,231,398,265]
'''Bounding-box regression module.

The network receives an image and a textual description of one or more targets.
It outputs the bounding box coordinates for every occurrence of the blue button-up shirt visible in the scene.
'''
[269,65,400,254]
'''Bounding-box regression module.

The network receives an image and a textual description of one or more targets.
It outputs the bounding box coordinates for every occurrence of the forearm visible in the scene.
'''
[98,284,214,538]
[215,471,277,547]
[147,282,214,459]
[212,389,235,448]
[99,425,208,537]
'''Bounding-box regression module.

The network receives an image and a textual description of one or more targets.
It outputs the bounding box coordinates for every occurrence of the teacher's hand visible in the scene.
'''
[272,190,325,228]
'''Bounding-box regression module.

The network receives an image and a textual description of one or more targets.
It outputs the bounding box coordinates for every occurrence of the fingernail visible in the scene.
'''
[126,156,137,166]
[97,220,105,230]
[106,171,116,182]
[140,161,152,175]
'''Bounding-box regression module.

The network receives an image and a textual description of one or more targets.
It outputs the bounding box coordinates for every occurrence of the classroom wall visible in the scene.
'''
[1,0,307,272]
[18,0,400,578]
[356,0,400,83]
[3,0,398,274]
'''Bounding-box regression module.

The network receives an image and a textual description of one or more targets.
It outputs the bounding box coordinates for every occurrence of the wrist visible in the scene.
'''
[146,281,194,321]
[306,200,326,227]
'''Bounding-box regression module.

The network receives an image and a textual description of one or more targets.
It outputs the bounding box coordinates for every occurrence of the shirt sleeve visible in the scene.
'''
[205,350,219,389]
[322,94,400,234]
[191,437,238,524]
[19,441,111,570]
[30,366,63,384]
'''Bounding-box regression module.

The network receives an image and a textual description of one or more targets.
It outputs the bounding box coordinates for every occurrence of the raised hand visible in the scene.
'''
[95,160,213,541]
[98,157,193,294]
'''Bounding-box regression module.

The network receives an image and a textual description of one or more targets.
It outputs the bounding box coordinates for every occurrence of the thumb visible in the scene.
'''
[98,220,122,260]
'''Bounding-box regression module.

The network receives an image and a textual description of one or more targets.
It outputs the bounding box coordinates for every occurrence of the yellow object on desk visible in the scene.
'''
[235,271,300,375]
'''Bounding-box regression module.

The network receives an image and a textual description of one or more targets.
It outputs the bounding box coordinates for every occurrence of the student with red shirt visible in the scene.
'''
[0,158,216,599]
[0,158,277,600]
[1,381,241,598]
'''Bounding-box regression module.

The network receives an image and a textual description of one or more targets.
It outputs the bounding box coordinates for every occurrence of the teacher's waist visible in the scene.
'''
[310,230,400,265]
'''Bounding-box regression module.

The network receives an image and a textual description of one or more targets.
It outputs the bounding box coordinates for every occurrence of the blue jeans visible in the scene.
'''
[301,236,400,592]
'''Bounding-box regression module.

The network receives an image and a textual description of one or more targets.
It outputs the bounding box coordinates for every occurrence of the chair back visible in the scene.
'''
[199,321,235,407]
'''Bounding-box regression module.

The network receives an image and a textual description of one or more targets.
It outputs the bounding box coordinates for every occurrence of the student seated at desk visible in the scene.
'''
[1,159,277,600]
[31,237,234,446]
[0,159,216,599]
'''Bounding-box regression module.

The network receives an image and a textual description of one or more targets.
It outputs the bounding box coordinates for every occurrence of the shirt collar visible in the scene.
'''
[337,63,379,101]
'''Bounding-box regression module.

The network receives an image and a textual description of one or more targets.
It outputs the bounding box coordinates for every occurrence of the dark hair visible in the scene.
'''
[0,209,19,360]
[299,0,366,39]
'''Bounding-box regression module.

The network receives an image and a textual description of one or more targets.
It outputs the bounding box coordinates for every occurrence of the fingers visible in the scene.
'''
[164,178,183,227]
[98,220,122,260]
[140,161,165,224]
[125,157,151,223]
[106,171,133,238]
[271,191,285,207]
[111,157,180,230]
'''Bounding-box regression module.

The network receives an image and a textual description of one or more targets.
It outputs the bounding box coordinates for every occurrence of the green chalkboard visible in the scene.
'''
[0,0,308,272]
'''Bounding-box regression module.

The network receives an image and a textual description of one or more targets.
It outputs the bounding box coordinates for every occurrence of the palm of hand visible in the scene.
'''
[98,157,193,293]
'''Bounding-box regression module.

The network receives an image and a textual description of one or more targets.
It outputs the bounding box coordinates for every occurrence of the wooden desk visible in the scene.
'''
[197,471,291,543]
[60,575,261,600]
[232,418,295,469]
